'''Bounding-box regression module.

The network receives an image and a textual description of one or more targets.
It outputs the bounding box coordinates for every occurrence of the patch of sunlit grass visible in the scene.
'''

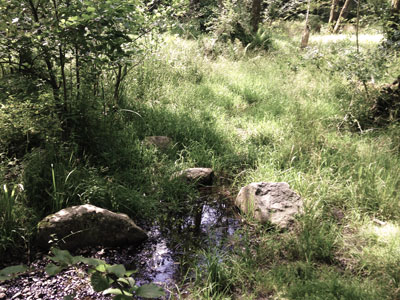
[339,221,400,294]
[309,34,384,45]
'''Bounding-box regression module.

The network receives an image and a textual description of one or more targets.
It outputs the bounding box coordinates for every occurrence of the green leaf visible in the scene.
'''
[68,16,78,22]
[0,265,27,281]
[116,278,129,285]
[117,277,136,288]
[49,248,74,265]
[103,288,133,296]
[77,256,105,267]
[95,263,108,273]
[125,270,137,277]
[45,263,64,276]
[136,284,165,299]
[87,6,96,13]
[71,255,85,264]
[103,288,123,295]
[91,272,110,292]
[127,277,136,287]
[106,264,126,277]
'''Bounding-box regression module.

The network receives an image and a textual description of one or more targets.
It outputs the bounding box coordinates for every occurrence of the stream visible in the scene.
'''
[0,196,240,299]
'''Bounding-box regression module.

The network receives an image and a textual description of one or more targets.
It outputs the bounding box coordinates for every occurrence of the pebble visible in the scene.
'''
[11,292,21,299]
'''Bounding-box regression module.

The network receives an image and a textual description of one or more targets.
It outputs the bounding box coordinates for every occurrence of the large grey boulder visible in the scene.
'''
[173,167,214,186]
[37,204,148,250]
[235,182,302,228]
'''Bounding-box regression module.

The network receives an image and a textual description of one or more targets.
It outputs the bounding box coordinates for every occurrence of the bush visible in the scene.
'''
[0,75,60,157]
[208,0,253,46]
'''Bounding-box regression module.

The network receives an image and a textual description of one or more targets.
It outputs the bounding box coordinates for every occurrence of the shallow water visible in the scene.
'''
[128,201,240,286]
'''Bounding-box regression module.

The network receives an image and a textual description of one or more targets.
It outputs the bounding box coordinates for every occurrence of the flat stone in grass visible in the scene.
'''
[235,182,302,229]
[144,136,172,150]
[173,167,214,186]
[37,204,148,250]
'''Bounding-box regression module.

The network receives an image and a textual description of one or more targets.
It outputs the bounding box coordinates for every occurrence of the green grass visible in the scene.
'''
[1,21,400,298]
[125,30,400,299]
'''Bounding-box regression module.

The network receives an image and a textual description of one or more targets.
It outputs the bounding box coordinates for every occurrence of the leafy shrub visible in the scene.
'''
[0,75,60,157]
[207,0,253,46]
[246,28,272,51]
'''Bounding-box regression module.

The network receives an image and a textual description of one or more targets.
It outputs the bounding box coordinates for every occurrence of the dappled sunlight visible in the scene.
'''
[341,221,400,276]
[366,222,400,244]
[310,34,384,44]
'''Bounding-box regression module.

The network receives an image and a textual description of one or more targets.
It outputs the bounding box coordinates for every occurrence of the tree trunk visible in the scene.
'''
[75,45,80,102]
[301,0,311,48]
[28,0,61,113]
[356,0,360,53]
[114,64,122,105]
[251,0,263,33]
[328,0,340,27]
[393,0,400,11]
[333,0,352,34]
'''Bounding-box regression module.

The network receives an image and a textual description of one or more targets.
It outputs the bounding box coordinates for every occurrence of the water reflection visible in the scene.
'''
[131,201,239,286]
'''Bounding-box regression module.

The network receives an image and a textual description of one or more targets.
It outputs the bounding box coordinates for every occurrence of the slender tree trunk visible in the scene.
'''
[52,0,68,114]
[113,64,122,104]
[333,0,352,34]
[356,0,360,53]
[301,0,311,48]
[393,0,400,11]
[251,0,263,33]
[28,0,61,110]
[328,0,340,28]
[75,45,80,102]
[59,46,67,113]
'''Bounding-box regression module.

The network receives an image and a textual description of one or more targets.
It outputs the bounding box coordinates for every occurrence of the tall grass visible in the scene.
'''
[134,29,400,299]
[0,184,34,262]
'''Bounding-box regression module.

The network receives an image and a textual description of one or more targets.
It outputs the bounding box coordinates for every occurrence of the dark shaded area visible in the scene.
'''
[371,80,400,125]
